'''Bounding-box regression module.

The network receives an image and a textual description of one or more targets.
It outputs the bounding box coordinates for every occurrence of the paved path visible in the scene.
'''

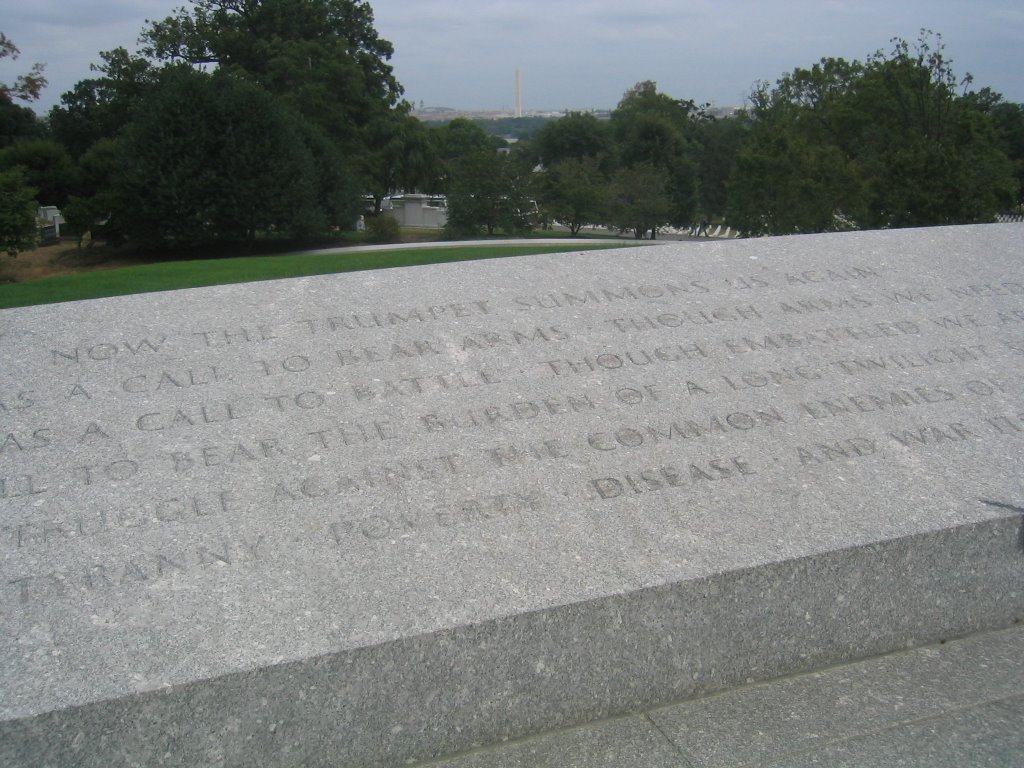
[410,624,1024,767]
[300,238,674,256]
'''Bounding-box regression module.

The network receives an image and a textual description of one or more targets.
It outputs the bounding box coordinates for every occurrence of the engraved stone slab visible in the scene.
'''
[2,225,1023,767]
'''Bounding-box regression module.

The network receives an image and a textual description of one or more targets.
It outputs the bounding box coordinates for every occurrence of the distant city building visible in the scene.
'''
[408,103,740,122]
[706,105,743,118]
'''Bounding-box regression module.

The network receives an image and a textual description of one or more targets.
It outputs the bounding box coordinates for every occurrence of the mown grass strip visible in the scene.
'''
[0,243,626,309]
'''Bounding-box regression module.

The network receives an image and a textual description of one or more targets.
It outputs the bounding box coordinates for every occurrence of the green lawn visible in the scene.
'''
[0,242,628,309]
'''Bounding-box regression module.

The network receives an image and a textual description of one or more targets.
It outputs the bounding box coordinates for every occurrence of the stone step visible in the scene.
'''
[4,515,1021,767]
[415,623,1024,768]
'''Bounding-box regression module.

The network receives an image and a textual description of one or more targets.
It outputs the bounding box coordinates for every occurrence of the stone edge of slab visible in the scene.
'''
[2,513,1021,767]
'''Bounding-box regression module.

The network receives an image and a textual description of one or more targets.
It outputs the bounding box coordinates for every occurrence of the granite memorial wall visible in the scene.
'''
[2,224,1022,766]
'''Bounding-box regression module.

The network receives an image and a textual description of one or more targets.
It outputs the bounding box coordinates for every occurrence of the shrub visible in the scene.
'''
[366,214,401,243]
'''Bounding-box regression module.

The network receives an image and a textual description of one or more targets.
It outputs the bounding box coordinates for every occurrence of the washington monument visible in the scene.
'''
[514,67,522,117]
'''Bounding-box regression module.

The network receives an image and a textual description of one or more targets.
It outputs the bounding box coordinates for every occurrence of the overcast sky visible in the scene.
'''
[3,0,1023,115]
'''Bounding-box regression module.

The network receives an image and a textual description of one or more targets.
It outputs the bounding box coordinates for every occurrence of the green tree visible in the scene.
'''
[613,81,703,136]
[536,156,608,235]
[362,106,437,212]
[855,34,1016,226]
[141,0,401,160]
[608,164,672,239]
[290,117,362,231]
[0,96,46,148]
[0,138,79,207]
[728,130,860,236]
[116,66,349,248]
[695,115,749,217]
[427,118,501,195]
[727,32,1017,234]
[533,111,612,168]
[964,88,1024,207]
[445,149,532,237]
[48,48,156,158]
[989,103,1024,208]
[62,138,125,246]
[0,168,37,256]
[610,82,700,228]
[468,115,552,141]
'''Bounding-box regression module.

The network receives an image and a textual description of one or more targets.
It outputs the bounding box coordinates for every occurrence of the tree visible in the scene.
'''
[361,106,437,212]
[963,88,1024,208]
[0,139,79,207]
[62,138,124,246]
[533,111,612,168]
[853,34,1016,226]
[0,96,46,149]
[608,164,673,239]
[140,0,402,160]
[695,115,749,218]
[728,129,860,236]
[987,99,1024,208]
[0,168,37,256]
[0,33,46,102]
[613,81,703,137]
[116,66,351,248]
[290,116,363,231]
[610,82,700,228]
[48,48,157,158]
[536,157,608,235]
[445,150,532,237]
[430,118,501,192]
[727,32,1018,234]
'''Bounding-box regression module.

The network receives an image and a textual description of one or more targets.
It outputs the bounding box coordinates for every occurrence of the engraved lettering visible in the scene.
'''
[608,305,762,333]
[76,460,139,485]
[947,282,1024,299]
[0,429,51,453]
[307,420,397,449]
[588,408,786,452]
[0,391,35,411]
[136,402,242,430]
[591,457,756,499]
[795,438,877,464]
[192,326,277,347]
[52,336,167,364]
[334,340,441,365]
[123,366,225,392]
[778,295,875,314]
[543,344,709,376]
[421,395,595,432]
[0,474,47,498]
[799,387,956,420]
[889,423,976,447]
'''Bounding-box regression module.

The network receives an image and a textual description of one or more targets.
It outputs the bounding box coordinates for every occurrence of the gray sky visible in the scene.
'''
[3,0,1023,115]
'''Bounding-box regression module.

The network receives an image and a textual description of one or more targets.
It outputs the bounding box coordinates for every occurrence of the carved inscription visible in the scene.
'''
[590,457,758,500]
[3,256,1022,611]
[8,534,265,605]
[2,491,234,550]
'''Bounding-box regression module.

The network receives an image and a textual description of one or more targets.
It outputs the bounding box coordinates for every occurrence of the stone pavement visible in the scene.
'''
[416,624,1024,767]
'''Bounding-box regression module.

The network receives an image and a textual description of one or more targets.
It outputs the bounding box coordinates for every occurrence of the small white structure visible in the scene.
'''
[37,205,65,243]
[382,195,449,229]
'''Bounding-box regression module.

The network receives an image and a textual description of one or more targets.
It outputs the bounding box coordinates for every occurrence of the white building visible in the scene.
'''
[381,195,449,229]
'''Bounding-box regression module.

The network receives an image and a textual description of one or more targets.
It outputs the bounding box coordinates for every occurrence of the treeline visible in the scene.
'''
[1,8,1021,256]
[449,33,1022,239]
[1,0,407,254]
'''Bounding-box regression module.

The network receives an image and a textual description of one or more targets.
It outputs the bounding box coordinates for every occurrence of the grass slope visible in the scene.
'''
[0,243,625,309]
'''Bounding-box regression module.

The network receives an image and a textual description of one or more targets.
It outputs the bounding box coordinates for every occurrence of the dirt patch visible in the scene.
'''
[0,243,149,284]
